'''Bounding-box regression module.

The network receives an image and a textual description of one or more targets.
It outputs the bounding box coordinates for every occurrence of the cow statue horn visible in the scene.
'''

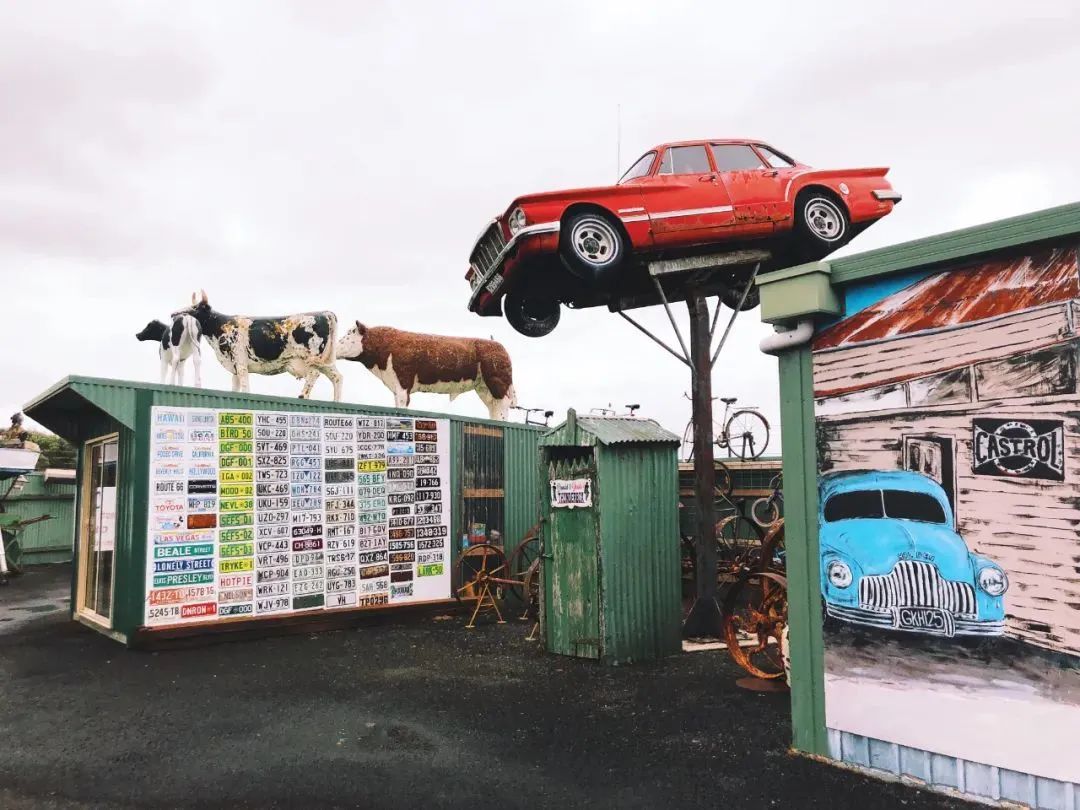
[354,320,367,334]
[200,289,208,305]
[191,292,197,306]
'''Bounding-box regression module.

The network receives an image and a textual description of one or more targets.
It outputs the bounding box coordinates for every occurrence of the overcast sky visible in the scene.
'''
[3,1,1079,447]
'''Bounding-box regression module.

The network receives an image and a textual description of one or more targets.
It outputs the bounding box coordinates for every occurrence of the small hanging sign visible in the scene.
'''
[550,478,592,508]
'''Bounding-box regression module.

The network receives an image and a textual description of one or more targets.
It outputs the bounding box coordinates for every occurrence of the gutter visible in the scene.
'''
[760,319,814,355]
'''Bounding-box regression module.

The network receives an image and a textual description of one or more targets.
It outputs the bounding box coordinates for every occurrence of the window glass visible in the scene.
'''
[618,152,656,184]
[658,145,711,175]
[756,145,795,168]
[882,490,947,524]
[710,144,766,171]
[824,490,884,522]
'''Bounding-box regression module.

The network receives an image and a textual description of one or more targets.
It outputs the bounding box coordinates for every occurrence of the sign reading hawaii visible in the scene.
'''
[144,406,451,627]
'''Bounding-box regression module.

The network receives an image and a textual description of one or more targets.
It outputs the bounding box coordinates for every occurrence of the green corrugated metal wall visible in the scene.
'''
[597,444,682,664]
[25,378,546,640]
[3,473,76,563]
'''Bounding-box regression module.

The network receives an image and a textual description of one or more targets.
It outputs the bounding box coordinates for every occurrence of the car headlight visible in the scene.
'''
[827,560,852,589]
[977,566,1008,596]
[508,207,527,235]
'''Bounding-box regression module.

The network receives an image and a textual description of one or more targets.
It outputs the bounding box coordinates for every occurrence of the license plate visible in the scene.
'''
[893,607,954,636]
[485,275,503,294]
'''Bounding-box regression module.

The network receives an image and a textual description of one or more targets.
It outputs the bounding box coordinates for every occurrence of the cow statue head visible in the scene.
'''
[336,320,368,360]
[179,290,214,328]
[135,320,169,342]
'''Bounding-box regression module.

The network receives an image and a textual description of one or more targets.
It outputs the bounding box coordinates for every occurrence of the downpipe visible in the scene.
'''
[759,319,814,355]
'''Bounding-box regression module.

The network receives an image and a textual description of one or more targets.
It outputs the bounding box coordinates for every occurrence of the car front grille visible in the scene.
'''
[469,223,507,288]
[859,560,976,617]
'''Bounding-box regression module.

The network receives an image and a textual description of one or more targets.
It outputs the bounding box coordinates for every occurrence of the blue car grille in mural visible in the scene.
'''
[819,470,1008,639]
[859,560,976,617]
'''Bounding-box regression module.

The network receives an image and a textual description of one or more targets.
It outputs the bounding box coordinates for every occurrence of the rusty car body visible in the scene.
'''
[466,139,900,336]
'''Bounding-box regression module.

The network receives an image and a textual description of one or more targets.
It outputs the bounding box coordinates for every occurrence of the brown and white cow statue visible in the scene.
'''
[182,290,344,401]
[337,322,516,420]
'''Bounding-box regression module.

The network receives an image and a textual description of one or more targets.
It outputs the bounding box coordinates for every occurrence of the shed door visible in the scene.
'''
[545,453,601,659]
[77,434,118,627]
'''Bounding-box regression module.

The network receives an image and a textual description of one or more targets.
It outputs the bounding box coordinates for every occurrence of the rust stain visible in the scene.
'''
[816,247,1079,350]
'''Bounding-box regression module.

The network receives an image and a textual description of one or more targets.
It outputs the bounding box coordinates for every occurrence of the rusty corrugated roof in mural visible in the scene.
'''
[815,247,1079,350]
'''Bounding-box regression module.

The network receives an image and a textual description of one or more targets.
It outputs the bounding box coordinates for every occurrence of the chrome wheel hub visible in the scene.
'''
[570,217,619,266]
[805,200,843,241]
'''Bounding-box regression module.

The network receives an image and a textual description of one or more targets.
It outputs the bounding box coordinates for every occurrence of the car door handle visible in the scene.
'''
[698,174,717,182]
[763,169,779,177]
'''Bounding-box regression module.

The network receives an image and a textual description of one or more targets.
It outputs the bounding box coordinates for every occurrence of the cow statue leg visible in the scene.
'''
[298,368,319,399]
[477,388,511,422]
[319,364,343,402]
[231,374,242,392]
[159,353,170,385]
[175,358,186,387]
[191,348,202,388]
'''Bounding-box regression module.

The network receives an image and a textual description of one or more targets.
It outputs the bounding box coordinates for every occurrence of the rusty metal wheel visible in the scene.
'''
[721,570,788,680]
[504,526,540,603]
[454,543,508,603]
[520,556,541,619]
[715,513,764,572]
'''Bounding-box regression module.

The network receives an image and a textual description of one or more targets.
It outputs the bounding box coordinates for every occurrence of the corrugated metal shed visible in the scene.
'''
[23,376,545,644]
[541,409,681,665]
[541,415,679,447]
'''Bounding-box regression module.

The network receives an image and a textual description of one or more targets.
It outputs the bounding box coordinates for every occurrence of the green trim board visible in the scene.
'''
[777,347,827,756]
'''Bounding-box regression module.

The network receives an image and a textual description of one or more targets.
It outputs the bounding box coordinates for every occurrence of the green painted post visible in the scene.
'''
[777,346,828,756]
[119,390,153,641]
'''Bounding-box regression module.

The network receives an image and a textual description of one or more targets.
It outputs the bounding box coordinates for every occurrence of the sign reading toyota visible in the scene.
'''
[972,418,1065,481]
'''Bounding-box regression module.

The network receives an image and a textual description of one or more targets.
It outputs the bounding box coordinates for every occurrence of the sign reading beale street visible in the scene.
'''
[144,407,452,627]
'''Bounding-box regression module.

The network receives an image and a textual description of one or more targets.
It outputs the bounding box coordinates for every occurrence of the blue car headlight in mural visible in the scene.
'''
[977,565,1009,597]
[827,560,853,588]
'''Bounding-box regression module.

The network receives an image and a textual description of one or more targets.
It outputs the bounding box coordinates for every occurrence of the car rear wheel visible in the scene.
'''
[559,210,626,282]
[796,192,850,252]
[504,292,561,338]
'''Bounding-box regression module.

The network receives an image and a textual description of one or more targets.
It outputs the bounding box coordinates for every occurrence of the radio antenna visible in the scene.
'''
[616,103,622,181]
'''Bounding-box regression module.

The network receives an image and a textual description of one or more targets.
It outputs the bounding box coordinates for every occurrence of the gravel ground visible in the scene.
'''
[0,565,968,809]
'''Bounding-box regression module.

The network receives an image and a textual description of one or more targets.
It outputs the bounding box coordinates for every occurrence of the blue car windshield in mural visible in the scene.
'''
[820,471,1008,638]
[824,489,947,524]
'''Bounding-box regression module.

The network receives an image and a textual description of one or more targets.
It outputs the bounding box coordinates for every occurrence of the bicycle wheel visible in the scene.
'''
[680,421,695,462]
[751,496,780,528]
[724,409,770,460]
[714,459,733,498]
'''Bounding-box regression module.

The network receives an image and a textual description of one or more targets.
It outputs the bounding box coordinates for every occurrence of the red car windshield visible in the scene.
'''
[618,152,656,184]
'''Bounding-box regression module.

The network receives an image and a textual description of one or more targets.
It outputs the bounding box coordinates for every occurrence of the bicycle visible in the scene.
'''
[511,406,554,427]
[680,394,770,461]
[590,403,641,417]
[751,472,783,527]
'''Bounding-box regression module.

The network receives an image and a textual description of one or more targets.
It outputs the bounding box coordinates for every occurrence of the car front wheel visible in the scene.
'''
[559,210,626,282]
[796,192,850,253]
[504,292,561,338]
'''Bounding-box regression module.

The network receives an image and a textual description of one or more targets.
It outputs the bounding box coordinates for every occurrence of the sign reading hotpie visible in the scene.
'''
[972,418,1065,481]
[144,407,452,627]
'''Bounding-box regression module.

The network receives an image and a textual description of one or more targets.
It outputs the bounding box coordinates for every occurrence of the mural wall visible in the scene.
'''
[812,245,1080,785]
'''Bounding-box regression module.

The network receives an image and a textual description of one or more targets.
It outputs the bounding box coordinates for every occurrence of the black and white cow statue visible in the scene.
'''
[181,291,343,401]
[135,313,203,387]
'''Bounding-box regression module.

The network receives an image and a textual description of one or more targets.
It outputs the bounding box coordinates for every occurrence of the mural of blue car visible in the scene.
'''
[820,470,1008,637]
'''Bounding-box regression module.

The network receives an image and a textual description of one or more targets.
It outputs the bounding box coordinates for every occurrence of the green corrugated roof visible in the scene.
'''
[541,414,679,446]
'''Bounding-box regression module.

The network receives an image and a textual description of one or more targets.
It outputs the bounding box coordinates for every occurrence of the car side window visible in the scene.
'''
[756,145,795,168]
[618,151,656,184]
[658,145,711,175]
[710,144,766,172]
[824,490,884,522]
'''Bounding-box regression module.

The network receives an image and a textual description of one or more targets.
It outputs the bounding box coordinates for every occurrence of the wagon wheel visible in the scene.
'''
[454,543,508,603]
[504,526,540,602]
[758,520,785,575]
[721,570,788,680]
[519,556,541,619]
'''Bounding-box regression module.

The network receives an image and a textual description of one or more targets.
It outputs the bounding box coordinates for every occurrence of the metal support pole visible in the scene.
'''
[616,311,690,366]
[710,263,760,368]
[681,291,722,639]
[650,276,692,363]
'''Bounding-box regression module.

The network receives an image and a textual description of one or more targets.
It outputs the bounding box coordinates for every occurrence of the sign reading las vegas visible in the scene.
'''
[145,406,451,627]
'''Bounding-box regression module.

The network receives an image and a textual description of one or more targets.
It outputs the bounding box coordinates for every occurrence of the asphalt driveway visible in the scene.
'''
[0,565,967,809]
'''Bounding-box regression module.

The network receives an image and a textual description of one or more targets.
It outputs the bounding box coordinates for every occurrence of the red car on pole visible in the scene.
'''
[466,139,900,336]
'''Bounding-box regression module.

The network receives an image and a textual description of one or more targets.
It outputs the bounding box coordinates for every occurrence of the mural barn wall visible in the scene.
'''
[811,244,1080,789]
